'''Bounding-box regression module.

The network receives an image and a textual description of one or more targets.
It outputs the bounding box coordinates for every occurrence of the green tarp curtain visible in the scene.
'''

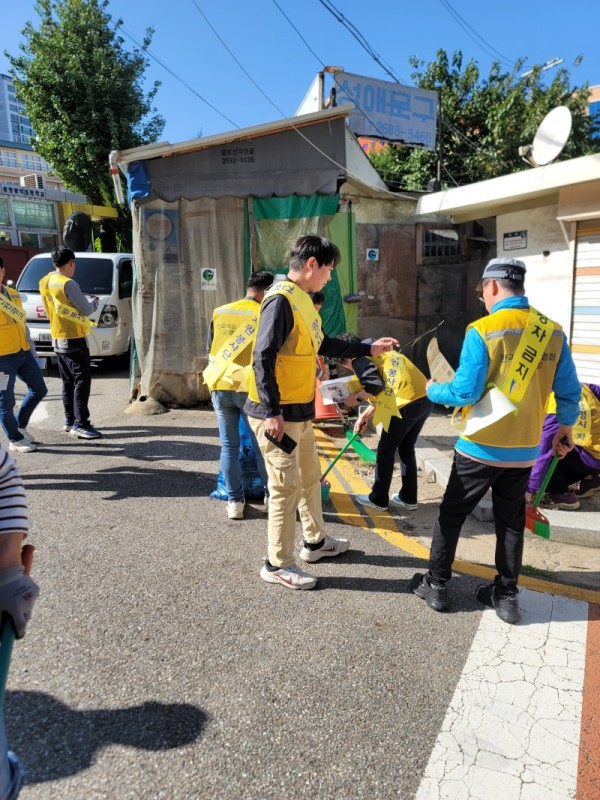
[244,194,356,337]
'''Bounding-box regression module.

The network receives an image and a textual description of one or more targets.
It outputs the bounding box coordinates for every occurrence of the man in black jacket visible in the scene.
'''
[245,235,398,590]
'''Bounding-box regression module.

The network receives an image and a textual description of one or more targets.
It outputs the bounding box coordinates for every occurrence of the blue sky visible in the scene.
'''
[2,0,598,145]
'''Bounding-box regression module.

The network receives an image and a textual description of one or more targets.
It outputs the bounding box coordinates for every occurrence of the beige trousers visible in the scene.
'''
[248,418,325,568]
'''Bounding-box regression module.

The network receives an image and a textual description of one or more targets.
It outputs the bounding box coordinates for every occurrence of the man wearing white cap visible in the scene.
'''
[410,257,581,624]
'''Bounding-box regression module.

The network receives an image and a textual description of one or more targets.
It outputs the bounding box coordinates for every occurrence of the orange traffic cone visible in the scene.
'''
[314,357,340,422]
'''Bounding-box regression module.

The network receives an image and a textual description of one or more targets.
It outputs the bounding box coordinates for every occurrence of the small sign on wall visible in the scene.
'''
[366,248,379,262]
[503,230,527,251]
[201,268,217,290]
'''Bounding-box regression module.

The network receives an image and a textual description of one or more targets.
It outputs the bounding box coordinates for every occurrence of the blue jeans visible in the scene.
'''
[0,715,23,800]
[0,349,48,443]
[211,390,268,502]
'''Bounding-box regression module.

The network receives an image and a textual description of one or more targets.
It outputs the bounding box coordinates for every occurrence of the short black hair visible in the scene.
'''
[309,290,325,306]
[52,245,75,267]
[289,235,341,272]
[0,256,3,269]
[336,332,361,345]
[247,270,275,291]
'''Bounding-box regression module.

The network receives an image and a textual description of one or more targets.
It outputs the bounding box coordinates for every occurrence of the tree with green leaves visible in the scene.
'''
[6,0,164,214]
[368,50,599,191]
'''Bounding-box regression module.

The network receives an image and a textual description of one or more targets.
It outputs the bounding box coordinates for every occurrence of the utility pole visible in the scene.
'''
[436,93,443,190]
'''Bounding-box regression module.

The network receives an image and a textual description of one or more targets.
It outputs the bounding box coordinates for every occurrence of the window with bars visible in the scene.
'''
[417,224,463,263]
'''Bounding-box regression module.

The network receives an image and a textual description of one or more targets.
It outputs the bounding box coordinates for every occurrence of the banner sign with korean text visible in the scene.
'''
[333,72,438,150]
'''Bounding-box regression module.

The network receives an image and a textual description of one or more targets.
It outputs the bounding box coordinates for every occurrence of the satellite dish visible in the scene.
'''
[519,106,572,167]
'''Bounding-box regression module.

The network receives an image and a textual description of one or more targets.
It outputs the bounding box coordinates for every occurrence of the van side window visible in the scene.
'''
[119,259,133,299]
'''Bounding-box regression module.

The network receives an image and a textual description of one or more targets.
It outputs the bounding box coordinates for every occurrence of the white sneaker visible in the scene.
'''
[299,534,349,563]
[260,563,317,590]
[17,428,34,443]
[9,439,37,453]
[356,494,387,511]
[390,493,418,511]
[227,500,245,520]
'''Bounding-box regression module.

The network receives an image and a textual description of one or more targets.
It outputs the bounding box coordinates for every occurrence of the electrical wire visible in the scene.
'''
[318,0,503,166]
[275,1,466,186]
[189,0,415,200]
[271,1,416,146]
[119,24,240,131]
[437,0,517,68]
[318,0,407,85]
[271,0,324,68]
[442,163,460,186]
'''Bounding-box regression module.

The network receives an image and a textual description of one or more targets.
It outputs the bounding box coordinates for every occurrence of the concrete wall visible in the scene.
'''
[496,205,574,336]
[355,221,418,345]
[352,197,492,371]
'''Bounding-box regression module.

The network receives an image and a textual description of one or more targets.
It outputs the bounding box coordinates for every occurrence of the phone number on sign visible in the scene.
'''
[371,123,433,144]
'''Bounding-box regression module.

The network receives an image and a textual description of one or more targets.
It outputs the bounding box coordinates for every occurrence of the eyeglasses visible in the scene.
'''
[476,279,491,303]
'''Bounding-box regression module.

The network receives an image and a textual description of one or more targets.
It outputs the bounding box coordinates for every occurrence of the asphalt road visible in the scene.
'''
[7,362,493,799]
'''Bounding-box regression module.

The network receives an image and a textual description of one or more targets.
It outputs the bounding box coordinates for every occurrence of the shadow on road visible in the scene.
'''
[23,465,217,500]
[6,691,208,783]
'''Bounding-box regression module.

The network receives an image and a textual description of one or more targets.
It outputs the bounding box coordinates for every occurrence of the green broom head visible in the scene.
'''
[526,505,551,539]
[345,429,377,463]
[533,519,551,540]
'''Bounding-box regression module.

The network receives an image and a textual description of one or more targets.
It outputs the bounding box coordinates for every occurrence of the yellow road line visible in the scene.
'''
[315,429,600,606]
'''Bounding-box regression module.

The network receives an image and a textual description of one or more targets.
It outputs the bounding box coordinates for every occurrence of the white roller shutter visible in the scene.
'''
[572,220,600,383]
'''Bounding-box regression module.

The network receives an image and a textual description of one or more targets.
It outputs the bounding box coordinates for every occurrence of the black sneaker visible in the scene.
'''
[475,583,520,625]
[409,573,449,612]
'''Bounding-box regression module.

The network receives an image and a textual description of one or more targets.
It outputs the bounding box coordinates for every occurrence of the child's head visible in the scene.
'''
[308,290,326,311]
[335,332,362,370]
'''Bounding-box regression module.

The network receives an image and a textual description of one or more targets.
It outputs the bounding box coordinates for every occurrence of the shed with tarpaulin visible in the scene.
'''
[111,104,407,405]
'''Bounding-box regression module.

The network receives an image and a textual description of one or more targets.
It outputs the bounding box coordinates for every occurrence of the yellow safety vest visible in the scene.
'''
[207,297,259,392]
[465,307,563,448]
[369,353,427,409]
[0,286,29,356]
[547,384,600,457]
[247,281,323,405]
[39,272,89,339]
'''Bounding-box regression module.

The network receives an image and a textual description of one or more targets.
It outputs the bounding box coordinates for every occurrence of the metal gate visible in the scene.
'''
[572,220,600,382]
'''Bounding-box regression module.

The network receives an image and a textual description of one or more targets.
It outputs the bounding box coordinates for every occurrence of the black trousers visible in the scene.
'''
[548,448,596,493]
[427,452,531,596]
[56,341,92,427]
[370,396,432,506]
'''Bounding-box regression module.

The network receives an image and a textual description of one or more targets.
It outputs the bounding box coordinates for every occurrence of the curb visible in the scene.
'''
[415,436,600,549]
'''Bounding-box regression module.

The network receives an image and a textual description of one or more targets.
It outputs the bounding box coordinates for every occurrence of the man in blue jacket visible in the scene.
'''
[410,258,581,624]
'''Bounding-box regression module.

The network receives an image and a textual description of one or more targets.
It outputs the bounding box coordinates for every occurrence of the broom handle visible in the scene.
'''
[532,437,569,506]
[321,431,361,480]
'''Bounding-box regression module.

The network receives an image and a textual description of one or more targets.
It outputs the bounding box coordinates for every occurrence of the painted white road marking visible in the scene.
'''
[416,589,588,800]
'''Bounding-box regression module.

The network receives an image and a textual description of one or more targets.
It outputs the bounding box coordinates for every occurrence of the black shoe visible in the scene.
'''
[475,583,520,625]
[409,572,449,612]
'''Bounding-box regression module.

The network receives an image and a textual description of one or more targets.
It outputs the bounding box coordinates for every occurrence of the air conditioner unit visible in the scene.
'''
[19,173,44,189]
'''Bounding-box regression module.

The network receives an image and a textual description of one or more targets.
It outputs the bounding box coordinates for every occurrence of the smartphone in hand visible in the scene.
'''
[264,430,297,454]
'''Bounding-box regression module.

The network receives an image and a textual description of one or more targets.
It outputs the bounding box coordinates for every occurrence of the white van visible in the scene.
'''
[14,252,133,360]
